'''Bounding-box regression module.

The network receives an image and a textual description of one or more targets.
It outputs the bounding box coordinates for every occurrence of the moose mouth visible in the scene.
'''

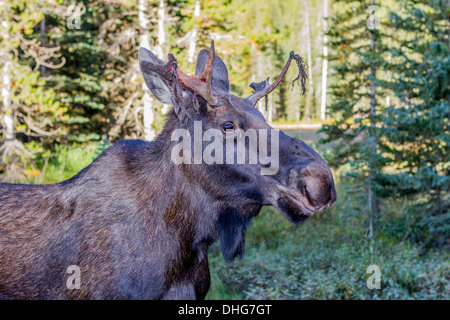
[275,192,315,224]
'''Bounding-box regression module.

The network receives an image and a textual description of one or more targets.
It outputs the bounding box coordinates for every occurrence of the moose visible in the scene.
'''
[0,41,336,299]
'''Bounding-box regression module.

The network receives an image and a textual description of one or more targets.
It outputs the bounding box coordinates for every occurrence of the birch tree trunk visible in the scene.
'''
[320,0,329,121]
[2,59,14,143]
[1,54,31,161]
[155,0,169,114]
[368,31,376,239]
[315,3,323,113]
[303,0,314,122]
[139,0,155,141]
[188,1,201,64]
[268,92,273,123]
[368,0,379,239]
[39,16,46,75]
[154,0,166,59]
[256,52,265,117]
[385,36,392,107]
[1,17,16,160]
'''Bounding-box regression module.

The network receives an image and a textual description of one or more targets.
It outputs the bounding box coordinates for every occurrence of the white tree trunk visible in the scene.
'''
[188,1,201,64]
[2,59,14,142]
[268,93,273,123]
[39,16,46,75]
[314,2,323,109]
[386,36,392,107]
[1,17,15,147]
[368,0,378,239]
[303,0,314,121]
[139,0,155,141]
[138,0,150,50]
[320,0,329,121]
[155,0,169,114]
[154,0,166,59]
[1,55,32,160]
[256,52,266,117]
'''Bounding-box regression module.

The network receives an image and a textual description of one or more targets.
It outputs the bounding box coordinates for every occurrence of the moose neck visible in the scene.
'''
[141,111,221,249]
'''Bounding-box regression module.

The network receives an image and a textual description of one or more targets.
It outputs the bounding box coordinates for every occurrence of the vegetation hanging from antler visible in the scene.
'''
[291,53,308,95]
[248,51,308,105]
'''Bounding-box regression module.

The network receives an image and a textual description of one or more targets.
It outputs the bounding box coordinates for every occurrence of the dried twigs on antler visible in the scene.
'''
[248,51,308,105]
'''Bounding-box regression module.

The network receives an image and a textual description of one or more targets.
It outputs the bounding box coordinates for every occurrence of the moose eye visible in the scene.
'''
[222,122,236,133]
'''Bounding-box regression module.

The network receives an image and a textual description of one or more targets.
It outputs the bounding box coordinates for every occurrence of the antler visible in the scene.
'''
[247,51,308,105]
[176,40,219,106]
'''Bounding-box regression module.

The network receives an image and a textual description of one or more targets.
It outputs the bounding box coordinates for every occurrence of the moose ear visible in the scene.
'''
[217,208,248,262]
[195,49,230,93]
[138,47,173,105]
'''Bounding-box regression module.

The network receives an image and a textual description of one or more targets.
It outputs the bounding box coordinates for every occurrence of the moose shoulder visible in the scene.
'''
[0,41,336,300]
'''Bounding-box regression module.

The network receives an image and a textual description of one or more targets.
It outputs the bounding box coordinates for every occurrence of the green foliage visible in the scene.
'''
[2,141,109,184]
[32,141,108,183]
[0,0,70,176]
[40,0,126,143]
[378,0,449,247]
[320,0,387,165]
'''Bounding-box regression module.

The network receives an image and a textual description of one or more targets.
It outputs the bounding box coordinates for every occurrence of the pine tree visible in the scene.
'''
[376,0,450,247]
[41,0,115,143]
[320,0,392,238]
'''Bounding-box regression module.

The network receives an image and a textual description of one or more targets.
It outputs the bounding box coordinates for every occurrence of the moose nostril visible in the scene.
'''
[309,197,318,208]
[304,187,319,208]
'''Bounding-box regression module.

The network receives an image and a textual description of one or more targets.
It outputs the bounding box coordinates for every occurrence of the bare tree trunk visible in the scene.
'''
[320,0,328,121]
[154,0,166,59]
[188,1,201,64]
[268,93,273,123]
[155,0,169,114]
[385,36,391,107]
[2,59,14,142]
[250,42,268,119]
[315,3,323,113]
[1,17,16,161]
[39,16,46,75]
[256,52,265,117]
[303,0,314,122]
[139,0,155,141]
[368,5,379,239]
[1,55,31,162]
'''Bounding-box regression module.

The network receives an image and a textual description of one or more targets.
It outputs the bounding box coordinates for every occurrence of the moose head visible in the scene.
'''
[139,41,336,262]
